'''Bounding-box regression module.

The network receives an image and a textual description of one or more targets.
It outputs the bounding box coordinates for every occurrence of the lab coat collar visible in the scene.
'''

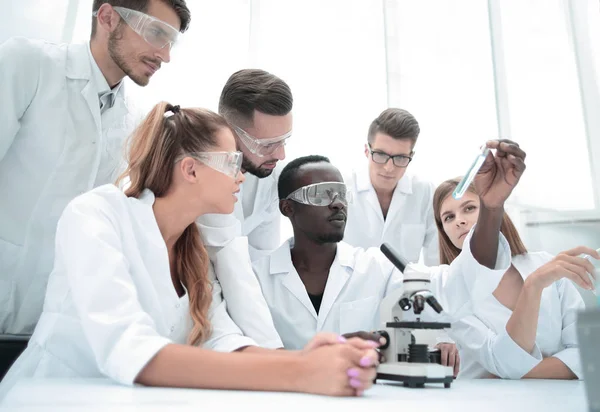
[139,188,156,206]
[355,164,413,195]
[269,238,356,275]
[65,43,92,81]
[269,239,356,328]
[66,42,127,133]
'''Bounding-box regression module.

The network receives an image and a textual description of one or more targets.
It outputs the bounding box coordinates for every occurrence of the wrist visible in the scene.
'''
[523,276,544,295]
[480,203,505,216]
[285,356,309,392]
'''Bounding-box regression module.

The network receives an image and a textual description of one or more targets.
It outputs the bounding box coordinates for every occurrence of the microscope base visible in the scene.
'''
[376,363,454,388]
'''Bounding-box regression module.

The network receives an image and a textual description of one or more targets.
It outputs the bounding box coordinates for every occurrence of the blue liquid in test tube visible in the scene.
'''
[452,147,490,200]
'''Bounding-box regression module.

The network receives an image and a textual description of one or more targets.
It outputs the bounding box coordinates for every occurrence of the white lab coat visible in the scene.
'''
[0,38,136,334]
[253,230,511,350]
[196,169,284,348]
[0,185,256,401]
[343,166,440,266]
[451,252,584,380]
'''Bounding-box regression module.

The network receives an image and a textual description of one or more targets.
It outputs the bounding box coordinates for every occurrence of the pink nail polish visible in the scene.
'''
[349,378,362,389]
[337,336,347,343]
[367,340,380,348]
[347,368,360,378]
[360,356,372,367]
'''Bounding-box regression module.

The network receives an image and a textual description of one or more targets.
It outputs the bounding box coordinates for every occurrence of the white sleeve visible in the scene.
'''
[208,237,283,349]
[246,204,281,262]
[429,227,511,322]
[552,279,585,379]
[0,37,41,162]
[451,315,543,379]
[196,212,242,248]
[202,264,258,352]
[55,197,171,386]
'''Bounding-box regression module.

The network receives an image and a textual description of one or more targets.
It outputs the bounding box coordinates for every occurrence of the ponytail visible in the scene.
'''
[116,101,221,345]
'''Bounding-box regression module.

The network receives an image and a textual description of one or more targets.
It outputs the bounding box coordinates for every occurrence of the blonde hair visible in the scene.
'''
[117,101,232,345]
[432,177,528,265]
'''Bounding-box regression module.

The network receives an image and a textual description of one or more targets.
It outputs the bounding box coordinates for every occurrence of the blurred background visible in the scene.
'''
[2,0,599,305]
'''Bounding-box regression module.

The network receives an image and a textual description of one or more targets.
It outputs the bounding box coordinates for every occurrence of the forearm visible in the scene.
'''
[240,346,292,355]
[522,357,577,380]
[136,343,301,391]
[470,204,505,268]
[505,281,543,353]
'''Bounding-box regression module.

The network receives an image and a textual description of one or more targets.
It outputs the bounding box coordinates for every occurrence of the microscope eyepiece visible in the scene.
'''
[426,295,444,313]
[413,294,425,314]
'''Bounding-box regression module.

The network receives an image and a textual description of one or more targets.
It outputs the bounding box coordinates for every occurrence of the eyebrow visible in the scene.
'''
[441,200,476,218]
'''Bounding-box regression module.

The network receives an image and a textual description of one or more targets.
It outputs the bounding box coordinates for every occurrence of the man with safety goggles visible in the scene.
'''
[195,69,294,350]
[252,146,527,378]
[0,0,190,337]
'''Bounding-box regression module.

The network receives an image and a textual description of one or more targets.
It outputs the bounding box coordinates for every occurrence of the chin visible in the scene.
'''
[317,232,344,244]
[128,70,151,87]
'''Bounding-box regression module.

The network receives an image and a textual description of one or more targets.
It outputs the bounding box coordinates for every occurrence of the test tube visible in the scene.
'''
[452,146,491,200]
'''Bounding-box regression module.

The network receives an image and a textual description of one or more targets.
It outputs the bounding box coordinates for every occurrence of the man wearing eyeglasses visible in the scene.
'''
[343,108,440,266]
[0,0,190,336]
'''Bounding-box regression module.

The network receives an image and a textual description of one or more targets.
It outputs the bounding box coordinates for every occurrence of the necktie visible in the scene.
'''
[99,90,116,114]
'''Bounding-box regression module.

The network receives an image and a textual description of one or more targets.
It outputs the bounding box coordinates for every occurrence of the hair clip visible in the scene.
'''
[164,104,181,118]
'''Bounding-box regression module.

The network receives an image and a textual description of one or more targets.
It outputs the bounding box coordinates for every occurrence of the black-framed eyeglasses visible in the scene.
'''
[368,143,413,168]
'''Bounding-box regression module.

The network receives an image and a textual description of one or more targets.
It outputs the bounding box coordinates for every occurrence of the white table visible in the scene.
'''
[0,378,589,412]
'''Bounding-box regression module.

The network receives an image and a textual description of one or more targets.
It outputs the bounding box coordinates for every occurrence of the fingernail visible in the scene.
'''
[360,356,373,367]
[367,340,379,348]
[380,337,387,345]
[337,336,347,343]
[347,368,360,378]
[349,378,362,389]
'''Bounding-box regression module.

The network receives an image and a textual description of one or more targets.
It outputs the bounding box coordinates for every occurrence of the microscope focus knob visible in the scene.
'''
[398,297,411,311]
[374,330,390,350]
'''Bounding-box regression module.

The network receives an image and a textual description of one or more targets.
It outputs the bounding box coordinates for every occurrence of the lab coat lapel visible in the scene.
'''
[131,190,175,299]
[65,43,102,139]
[271,241,318,320]
[382,173,413,235]
[356,166,384,222]
[80,81,102,133]
[317,244,354,330]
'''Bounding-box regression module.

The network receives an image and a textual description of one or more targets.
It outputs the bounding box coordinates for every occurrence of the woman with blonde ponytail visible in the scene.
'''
[0,102,379,400]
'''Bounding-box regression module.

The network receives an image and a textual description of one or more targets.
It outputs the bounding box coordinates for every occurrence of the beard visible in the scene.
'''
[316,232,344,244]
[242,156,274,178]
[108,28,150,87]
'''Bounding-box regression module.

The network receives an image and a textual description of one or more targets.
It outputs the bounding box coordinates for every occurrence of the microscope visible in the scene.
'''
[375,243,454,388]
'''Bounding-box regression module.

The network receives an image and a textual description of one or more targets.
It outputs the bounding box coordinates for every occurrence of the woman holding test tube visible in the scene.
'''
[433,175,598,380]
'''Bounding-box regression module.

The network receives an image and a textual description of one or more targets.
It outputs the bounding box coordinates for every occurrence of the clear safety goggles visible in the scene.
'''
[285,182,352,207]
[233,126,291,158]
[176,151,243,179]
[94,6,180,50]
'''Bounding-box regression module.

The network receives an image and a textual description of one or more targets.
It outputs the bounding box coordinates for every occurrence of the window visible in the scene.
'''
[498,0,594,211]
[384,0,499,188]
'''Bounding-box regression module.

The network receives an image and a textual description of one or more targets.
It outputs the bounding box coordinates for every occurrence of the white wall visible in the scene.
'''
[0,0,74,44]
